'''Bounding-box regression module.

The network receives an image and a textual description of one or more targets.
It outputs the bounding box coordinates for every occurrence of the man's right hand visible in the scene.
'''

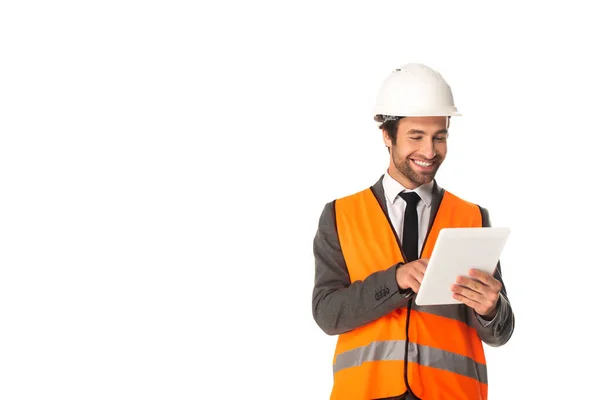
[395,259,428,293]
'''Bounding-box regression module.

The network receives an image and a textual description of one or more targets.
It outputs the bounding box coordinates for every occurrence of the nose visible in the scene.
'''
[420,138,436,159]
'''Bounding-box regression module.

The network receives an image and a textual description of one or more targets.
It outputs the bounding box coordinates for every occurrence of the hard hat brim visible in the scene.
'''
[374,112,461,123]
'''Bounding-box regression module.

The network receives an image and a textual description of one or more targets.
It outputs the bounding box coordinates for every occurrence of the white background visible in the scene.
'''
[1,1,598,399]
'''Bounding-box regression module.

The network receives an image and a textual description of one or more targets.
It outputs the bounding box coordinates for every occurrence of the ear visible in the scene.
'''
[382,129,393,148]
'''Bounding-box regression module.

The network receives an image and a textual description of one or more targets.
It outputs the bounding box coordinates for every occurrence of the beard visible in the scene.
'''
[392,151,440,187]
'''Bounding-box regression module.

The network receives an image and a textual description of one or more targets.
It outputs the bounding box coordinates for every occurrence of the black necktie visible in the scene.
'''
[398,191,421,262]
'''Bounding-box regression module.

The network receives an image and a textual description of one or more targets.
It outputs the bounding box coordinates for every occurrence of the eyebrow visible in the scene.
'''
[406,129,448,135]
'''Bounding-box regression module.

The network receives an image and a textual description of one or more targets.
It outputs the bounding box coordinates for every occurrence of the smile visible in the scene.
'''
[412,159,434,167]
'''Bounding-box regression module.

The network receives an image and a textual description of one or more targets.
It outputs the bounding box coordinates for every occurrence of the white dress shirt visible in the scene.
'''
[382,171,434,256]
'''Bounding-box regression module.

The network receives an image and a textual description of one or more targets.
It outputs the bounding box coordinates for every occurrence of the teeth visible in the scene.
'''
[413,160,433,167]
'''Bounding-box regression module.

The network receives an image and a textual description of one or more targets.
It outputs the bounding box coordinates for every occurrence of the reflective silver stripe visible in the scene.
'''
[333,340,406,374]
[333,341,487,384]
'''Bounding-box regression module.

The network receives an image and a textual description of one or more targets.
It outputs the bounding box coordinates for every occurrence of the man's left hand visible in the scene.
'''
[451,269,502,319]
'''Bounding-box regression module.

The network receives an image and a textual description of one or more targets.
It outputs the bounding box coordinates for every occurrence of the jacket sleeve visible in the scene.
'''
[312,201,411,336]
[469,206,516,347]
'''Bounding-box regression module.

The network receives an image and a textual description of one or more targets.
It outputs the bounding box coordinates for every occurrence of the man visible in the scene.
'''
[311,63,515,400]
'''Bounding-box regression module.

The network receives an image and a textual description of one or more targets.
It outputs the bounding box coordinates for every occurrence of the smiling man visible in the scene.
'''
[385,117,447,187]
[312,64,515,400]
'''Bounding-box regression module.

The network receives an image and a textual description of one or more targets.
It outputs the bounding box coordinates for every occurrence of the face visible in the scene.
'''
[383,116,449,189]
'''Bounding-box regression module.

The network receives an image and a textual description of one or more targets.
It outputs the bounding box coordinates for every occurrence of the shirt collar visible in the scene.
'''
[382,170,434,207]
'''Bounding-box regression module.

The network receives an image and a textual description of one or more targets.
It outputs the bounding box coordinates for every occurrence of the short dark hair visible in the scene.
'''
[378,117,404,145]
[378,116,451,145]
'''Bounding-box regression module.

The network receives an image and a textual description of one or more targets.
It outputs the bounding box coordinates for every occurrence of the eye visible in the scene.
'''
[435,136,447,142]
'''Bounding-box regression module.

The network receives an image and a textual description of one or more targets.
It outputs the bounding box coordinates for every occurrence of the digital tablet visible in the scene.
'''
[414,227,510,306]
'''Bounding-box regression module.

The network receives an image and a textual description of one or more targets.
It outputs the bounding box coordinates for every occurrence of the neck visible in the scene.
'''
[387,167,419,190]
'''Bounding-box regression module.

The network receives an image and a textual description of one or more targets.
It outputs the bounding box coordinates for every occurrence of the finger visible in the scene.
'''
[457,290,498,317]
[398,271,420,292]
[468,269,501,290]
[451,283,484,303]
[455,276,488,296]
[414,259,427,274]
[458,275,501,298]
[408,275,422,293]
[478,277,503,295]
[452,292,483,312]
[411,268,425,284]
[455,278,501,311]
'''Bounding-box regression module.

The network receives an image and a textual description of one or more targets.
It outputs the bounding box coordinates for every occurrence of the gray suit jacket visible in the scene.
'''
[312,175,515,346]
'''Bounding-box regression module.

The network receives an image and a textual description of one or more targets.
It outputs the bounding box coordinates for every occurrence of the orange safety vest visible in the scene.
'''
[332,187,486,400]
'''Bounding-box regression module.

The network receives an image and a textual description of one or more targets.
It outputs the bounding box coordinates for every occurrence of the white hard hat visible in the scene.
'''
[373,63,461,122]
